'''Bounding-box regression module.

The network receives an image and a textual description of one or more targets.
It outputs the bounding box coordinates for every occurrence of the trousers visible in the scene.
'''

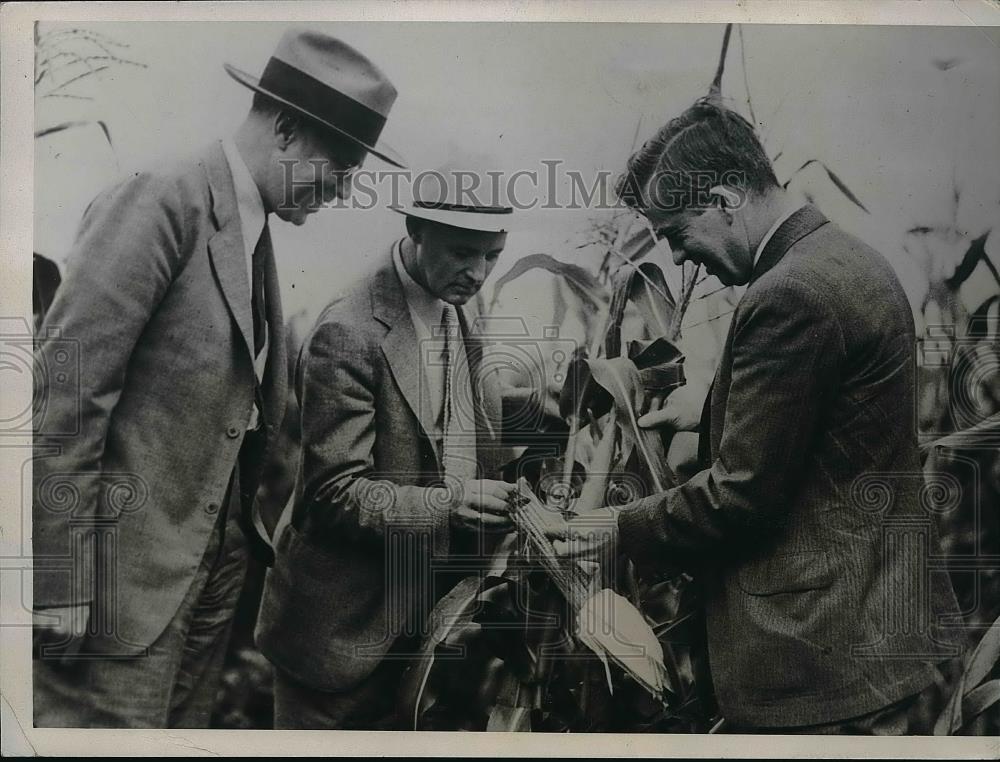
[272,636,419,730]
[33,473,248,728]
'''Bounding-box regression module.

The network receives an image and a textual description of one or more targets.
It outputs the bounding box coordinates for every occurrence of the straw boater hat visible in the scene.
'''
[393,158,514,233]
[224,28,405,168]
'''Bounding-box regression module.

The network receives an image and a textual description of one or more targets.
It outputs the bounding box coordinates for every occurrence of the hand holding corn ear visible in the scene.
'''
[544,505,620,559]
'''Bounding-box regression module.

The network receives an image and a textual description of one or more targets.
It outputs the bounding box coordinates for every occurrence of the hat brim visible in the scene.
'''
[390,205,511,233]
[224,63,407,169]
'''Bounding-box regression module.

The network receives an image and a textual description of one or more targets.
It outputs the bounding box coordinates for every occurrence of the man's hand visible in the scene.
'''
[638,383,705,431]
[544,506,620,559]
[32,603,90,642]
[448,479,517,533]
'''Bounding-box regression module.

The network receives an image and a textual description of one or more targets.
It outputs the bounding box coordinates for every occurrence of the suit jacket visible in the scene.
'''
[255,246,507,691]
[33,142,287,650]
[618,205,964,727]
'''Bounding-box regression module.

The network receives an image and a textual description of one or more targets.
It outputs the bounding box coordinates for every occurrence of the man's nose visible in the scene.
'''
[466,256,490,283]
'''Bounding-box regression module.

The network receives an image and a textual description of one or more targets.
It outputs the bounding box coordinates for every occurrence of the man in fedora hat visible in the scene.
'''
[255,160,519,729]
[32,28,404,727]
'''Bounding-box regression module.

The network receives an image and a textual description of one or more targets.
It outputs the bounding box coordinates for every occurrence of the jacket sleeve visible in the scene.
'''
[295,316,451,549]
[33,172,188,609]
[617,276,846,570]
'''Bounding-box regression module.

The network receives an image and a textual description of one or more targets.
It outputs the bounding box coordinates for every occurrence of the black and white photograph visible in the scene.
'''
[2,1,999,756]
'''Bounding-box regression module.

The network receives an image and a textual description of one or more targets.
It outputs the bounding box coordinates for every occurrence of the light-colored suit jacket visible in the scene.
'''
[256,246,507,691]
[33,142,287,651]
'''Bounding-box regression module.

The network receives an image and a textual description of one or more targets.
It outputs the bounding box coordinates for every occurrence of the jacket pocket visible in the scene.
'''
[737,550,836,596]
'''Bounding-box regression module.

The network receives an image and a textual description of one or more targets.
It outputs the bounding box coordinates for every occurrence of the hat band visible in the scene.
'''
[259,56,387,147]
[413,200,513,215]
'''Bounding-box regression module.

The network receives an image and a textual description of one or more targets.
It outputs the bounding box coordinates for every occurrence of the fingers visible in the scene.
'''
[32,604,89,639]
[551,536,605,559]
[642,392,665,416]
[476,494,514,516]
[637,402,679,430]
[478,512,514,529]
[464,480,516,514]
[453,507,513,531]
[475,479,517,500]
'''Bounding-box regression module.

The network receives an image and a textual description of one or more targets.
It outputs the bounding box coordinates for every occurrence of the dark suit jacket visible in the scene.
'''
[618,205,963,727]
[255,246,508,691]
[33,142,287,650]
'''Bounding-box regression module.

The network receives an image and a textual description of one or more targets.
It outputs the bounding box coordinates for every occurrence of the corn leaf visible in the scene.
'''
[576,588,668,702]
[962,615,1000,699]
[34,119,113,148]
[559,347,598,422]
[605,261,676,358]
[490,253,607,312]
[587,357,675,492]
[398,575,491,730]
[630,262,677,338]
[935,613,1000,734]
[574,413,619,514]
[963,680,1000,727]
[783,159,869,214]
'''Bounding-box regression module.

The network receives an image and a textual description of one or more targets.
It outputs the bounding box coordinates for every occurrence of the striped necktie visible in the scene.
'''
[440,305,477,481]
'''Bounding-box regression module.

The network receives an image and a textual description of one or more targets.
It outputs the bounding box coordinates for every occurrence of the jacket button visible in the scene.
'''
[206,502,220,515]
[226,425,241,438]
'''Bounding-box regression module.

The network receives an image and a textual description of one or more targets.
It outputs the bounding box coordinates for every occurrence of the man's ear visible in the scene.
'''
[709,185,741,223]
[404,216,424,244]
[273,110,302,151]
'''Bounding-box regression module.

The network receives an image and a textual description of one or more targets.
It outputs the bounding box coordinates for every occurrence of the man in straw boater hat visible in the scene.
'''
[256,159,520,729]
[32,28,404,727]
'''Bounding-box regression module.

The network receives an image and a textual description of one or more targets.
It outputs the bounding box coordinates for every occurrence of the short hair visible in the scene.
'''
[250,92,361,160]
[616,98,778,215]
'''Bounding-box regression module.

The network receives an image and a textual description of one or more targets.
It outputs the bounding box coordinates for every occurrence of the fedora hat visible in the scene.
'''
[393,158,514,233]
[225,28,405,168]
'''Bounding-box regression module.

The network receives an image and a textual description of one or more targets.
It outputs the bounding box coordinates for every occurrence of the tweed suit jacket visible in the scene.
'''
[618,205,964,727]
[255,246,507,692]
[33,142,287,650]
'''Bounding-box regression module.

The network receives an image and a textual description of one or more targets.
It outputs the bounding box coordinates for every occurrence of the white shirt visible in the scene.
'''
[221,137,269,428]
[753,204,805,271]
[392,240,454,441]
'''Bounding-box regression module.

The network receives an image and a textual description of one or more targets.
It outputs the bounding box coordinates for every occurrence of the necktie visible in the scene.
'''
[238,221,275,566]
[251,223,270,357]
[440,306,477,482]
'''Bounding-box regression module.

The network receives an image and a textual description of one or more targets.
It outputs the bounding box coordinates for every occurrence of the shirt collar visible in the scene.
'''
[392,239,448,330]
[754,204,806,269]
[221,137,267,259]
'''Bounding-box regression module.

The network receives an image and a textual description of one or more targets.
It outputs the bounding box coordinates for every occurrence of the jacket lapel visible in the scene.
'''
[372,248,441,465]
[706,205,830,461]
[750,204,829,285]
[204,141,256,364]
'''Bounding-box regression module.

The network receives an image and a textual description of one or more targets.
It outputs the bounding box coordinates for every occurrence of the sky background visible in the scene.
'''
[34,21,999,340]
